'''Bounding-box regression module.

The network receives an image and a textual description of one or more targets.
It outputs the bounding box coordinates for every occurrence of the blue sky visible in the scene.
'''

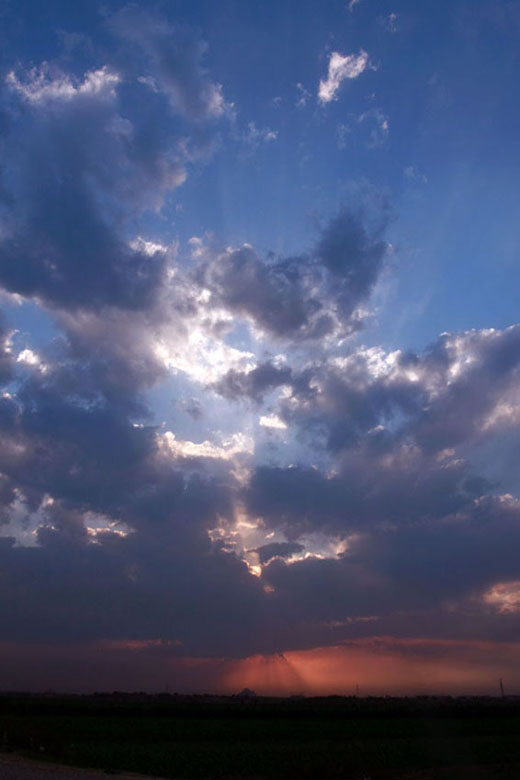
[4,0,520,351]
[0,0,520,693]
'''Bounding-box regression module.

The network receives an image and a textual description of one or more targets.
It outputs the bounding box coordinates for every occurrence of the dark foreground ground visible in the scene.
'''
[0,753,165,780]
[1,693,520,779]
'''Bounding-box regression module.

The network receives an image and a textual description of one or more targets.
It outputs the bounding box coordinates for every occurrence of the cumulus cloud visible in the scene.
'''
[0,4,519,670]
[199,207,389,342]
[213,361,293,402]
[0,12,227,312]
[1,319,520,656]
[318,50,369,104]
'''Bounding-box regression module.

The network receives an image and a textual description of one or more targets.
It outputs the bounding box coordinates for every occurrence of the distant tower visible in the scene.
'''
[355,684,359,697]
[499,678,505,698]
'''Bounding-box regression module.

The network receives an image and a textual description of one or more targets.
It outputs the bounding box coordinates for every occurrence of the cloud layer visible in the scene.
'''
[0,4,519,688]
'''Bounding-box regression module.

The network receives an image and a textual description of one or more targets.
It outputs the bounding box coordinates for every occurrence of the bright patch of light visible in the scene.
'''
[160,430,254,460]
[484,581,520,613]
[129,236,168,256]
[17,348,47,372]
[482,401,520,431]
[259,414,287,430]
[332,346,399,381]
[155,320,254,384]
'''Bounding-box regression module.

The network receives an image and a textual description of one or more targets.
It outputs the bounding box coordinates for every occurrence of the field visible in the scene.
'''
[1,693,520,779]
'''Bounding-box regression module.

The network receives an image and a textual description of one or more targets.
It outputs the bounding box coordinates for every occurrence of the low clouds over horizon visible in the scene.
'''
[0,0,519,693]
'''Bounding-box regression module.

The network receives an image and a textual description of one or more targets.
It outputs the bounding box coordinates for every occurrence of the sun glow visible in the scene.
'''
[220,638,520,697]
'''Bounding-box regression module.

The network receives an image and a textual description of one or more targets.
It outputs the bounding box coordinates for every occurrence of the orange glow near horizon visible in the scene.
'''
[218,638,520,697]
[1,637,520,696]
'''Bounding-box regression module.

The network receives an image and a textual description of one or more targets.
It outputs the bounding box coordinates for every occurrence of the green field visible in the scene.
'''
[1,693,520,779]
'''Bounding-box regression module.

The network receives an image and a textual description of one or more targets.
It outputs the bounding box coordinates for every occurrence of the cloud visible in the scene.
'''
[296,82,311,108]
[6,65,120,103]
[0,327,264,655]
[404,165,428,184]
[259,414,288,430]
[160,430,254,461]
[0,4,519,672]
[213,361,293,402]
[179,397,204,420]
[0,312,14,385]
[379,12,398,33]
[242,121,278,150]
[357,108,389,146]
[255,494,520,648]
[0,13,227,313]
[318,50,369,104]
[1,320,520,657]
[243,325,520,544]
[199,207,389,342]
[109,6,228,119]
[253,541,305,564]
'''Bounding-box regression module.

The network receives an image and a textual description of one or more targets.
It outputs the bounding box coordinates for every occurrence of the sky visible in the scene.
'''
[0,0,520,696]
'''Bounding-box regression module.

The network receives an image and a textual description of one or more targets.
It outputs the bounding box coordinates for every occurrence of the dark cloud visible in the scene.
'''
[253,541,305,564]
[315,208,388,321]
[0,9,226,312]
[245,452,484,540]
[413,325,520,452]
[199,207,389,342]
[0,330,519,658]
[200,246,327,340]
[213,361,293,402]
[0,69,166,310]
[259,326,520,461]
[0,527,269,656]
[0,344,267,655]
[257,494,520,648]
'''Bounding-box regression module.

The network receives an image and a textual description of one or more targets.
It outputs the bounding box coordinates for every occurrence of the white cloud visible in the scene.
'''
[259,414,288,430]
[318,50,369,104]
[16,348,47,373]
[243,122,278,149]
[129,237,169,256]
[160,431,254,460]
[484,579,520,613]
[296,82,311,108]
[6,65,120,103]
[348,0,361,11]
[357,108,389,146]
[155,319,255,385]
